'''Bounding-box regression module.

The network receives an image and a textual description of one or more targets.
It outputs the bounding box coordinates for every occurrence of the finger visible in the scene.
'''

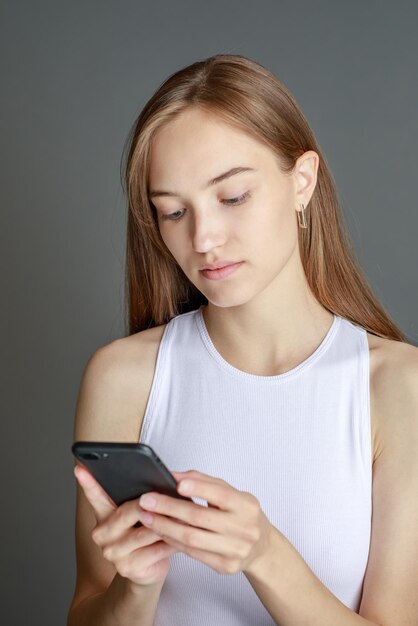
[139,492,221,533]
[74,464,116,522]
[174,477,237,512]
[93,497,162,545]
[139,509,241,558]
[172,469,228,501]
[173,469,228,487]
[125,540,179,573]
[101,525,172,563]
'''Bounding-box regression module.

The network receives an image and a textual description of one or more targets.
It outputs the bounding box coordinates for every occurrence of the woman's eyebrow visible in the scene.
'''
[149,166,257,199]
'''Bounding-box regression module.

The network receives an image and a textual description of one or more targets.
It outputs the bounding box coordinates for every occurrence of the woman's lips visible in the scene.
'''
[200,262,244,280]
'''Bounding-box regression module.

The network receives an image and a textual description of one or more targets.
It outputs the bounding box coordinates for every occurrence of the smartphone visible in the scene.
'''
[72,441,194,525]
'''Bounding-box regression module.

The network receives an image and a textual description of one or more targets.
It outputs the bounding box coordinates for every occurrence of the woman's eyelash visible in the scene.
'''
[160,191,251,222]
[223,191,251,206]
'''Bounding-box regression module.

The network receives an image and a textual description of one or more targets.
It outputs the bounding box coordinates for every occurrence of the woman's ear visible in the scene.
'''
[293,150,319,205]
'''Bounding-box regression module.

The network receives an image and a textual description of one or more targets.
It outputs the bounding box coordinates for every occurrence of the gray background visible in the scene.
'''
[1,1,417,624]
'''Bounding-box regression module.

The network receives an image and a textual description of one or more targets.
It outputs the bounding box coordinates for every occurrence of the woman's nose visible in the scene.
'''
[191,212,227,253]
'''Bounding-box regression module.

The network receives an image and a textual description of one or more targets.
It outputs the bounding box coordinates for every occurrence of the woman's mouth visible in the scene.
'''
[200,262,244,280]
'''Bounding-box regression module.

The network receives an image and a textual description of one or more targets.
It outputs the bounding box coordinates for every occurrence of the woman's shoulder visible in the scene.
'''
[103,322,169,409]
[367,330,418,370]
[75,323,168,442]
[116,322,169,353]
[99,322,168,370]
[366,331,418,384]
[367,331,418,464]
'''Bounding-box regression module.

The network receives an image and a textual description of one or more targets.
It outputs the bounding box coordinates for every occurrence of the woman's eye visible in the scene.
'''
[160,191,251,222]
[161,209,184,221]
[223,191,251,205]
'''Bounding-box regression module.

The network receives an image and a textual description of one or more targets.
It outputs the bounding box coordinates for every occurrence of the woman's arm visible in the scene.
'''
[67,477,173,626]
[68,572,163,626]
[67,339,174,625]
[244,345,418,626]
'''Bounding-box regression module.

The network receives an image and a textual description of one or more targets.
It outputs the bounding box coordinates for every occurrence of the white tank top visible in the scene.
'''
[139,305,372,624]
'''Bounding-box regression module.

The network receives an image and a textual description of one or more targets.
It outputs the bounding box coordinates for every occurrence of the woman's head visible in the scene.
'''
[122,53,406,341]
[148,106,319,312]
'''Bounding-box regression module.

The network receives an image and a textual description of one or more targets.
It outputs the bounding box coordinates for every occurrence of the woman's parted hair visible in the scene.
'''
[121,53,406,342]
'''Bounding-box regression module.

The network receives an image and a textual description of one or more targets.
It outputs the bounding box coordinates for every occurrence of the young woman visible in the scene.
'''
[68,54,418,626]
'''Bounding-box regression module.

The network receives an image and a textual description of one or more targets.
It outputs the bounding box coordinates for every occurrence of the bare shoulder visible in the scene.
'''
[359,334,418,622]
[367,331,418,464]
[75,323,167,442]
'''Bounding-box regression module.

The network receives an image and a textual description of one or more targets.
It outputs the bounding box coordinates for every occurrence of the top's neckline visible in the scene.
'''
[195,305,341,382]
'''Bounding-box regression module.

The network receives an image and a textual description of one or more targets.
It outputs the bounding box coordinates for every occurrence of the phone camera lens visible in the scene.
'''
[80,452,101,461]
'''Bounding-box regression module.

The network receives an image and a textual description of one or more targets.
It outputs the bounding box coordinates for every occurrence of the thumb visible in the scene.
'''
[74,464,116,522]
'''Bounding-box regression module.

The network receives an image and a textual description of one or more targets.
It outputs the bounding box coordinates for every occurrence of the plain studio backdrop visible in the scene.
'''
[1,1,417,624]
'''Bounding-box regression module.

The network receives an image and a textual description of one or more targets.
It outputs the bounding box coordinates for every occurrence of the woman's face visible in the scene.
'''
[148,107,316,309]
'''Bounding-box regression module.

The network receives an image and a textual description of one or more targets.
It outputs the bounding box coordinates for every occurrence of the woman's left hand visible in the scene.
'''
[137,469,274,575]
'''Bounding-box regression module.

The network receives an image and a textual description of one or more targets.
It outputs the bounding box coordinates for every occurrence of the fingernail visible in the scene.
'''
[178,480,193,495]
[140,495,156,509]
[139,512,154,525]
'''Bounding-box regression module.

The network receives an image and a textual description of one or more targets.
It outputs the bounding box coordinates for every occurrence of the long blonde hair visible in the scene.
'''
[121,53,407,342]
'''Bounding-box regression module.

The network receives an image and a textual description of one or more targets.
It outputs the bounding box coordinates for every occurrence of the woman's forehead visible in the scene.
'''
[149,114,273,192]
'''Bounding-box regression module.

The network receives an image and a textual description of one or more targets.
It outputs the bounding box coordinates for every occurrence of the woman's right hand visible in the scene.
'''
[74,464,179,588]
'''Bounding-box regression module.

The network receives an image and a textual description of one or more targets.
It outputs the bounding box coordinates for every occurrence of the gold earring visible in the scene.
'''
[297,203,308,229]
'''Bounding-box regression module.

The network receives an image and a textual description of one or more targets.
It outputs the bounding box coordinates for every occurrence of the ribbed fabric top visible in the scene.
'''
[139,305,372,625]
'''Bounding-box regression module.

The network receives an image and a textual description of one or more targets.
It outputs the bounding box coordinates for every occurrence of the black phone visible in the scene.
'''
[72,442,194,525]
